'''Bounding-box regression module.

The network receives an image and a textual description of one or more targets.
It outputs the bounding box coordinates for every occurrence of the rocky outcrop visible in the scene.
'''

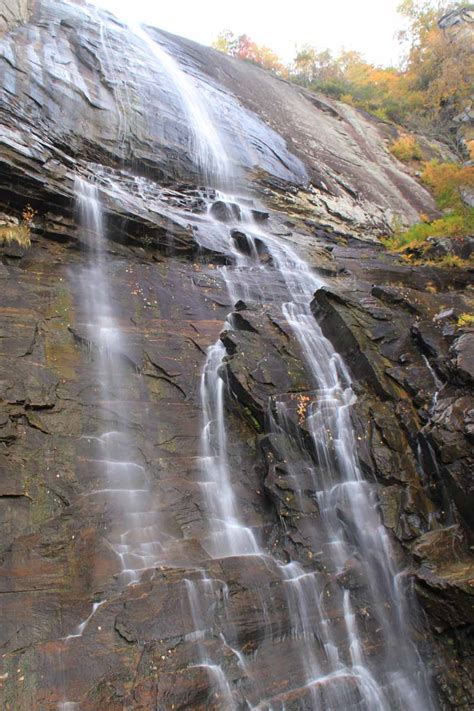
[309,241,474,707]
[0,1,473,709]
[0,0,438,244]
[0,0,30,33]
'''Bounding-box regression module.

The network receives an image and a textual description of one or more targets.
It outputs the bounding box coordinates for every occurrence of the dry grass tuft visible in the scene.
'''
[0,205,36,248]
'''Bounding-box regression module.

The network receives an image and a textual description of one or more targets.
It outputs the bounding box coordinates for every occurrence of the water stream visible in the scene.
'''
[193,198,436,708]
[129,23,232,186]
[75,176,164,585]
[59,16,437,709]
[199,338,260,557]
[127,24,436,710]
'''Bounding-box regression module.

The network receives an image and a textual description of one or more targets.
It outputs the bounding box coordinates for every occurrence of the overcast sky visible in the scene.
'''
[91,0,405,67]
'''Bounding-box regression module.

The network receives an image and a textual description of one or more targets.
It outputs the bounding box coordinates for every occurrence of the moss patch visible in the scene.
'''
[44,288,80,380]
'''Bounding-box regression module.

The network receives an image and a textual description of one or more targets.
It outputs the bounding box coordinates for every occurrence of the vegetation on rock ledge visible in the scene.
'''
[0,205,35,248]
[382,160,474,260]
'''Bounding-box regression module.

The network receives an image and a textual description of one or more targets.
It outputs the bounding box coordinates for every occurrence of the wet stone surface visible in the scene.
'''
[0,1,473,709]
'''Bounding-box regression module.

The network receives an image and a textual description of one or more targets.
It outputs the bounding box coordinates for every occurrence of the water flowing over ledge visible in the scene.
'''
[57,20,435,709]
[0,1,473,709]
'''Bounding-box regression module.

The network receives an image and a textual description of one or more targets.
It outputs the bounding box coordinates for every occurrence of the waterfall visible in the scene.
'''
[75,176,163,584]
[199,339,260,557]
[57,178,167,706]
[193,202,436,708]
[53,18,437,709]
[133,28,436,711]
[128,23,232,186]
[255,219,435,708]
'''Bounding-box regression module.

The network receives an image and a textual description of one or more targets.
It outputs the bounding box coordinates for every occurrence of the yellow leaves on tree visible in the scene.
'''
[398,1,474,123]
[290,46,409,122]
[213,2,473,148]
[390,134,423,162]
[383,159,474,253]
[421,160,474,210]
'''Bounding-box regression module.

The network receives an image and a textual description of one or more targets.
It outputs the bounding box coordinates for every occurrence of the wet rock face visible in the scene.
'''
[0,1,473,709]
[2,197,473,709]
[0,0,437,242]
[310,241,474,707]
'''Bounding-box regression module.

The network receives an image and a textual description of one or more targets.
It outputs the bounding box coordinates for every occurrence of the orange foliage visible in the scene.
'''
[22,204,36,223]
[213,31,287,76]
[213,2,473,148]
[398,1,474,127]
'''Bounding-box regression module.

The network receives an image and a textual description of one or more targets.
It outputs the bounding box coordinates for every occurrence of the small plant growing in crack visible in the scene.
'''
[0,204,36,248]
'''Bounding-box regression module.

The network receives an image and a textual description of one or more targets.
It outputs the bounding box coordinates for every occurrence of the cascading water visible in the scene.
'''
[199,339,260,557]
[58,176,170,711]
[75,176,163,585]
[57,177,168,706]
[128,23,232,186]
[253,218,435,708]
[190,203,436,708]
[132,26,437,710]
[50,13,437,708]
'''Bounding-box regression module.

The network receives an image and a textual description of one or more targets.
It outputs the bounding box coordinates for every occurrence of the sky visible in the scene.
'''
[91,0,406,67]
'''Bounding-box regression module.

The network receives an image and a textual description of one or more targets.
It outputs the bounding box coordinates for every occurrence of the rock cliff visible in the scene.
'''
[0,1,473,709]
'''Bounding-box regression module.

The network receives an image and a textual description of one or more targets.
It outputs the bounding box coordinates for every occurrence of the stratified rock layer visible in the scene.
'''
[0,1,473,709]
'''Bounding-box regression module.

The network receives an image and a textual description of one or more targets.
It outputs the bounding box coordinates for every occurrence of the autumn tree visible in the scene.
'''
[398,1,474,144]
[292,47,341,89]
[290,47,406,122]
[213,2,473,145]
[212,31,287,76]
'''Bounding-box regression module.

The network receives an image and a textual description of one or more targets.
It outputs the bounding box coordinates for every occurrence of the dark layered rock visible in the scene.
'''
[306,238,474,707]
[209,201,242,223]
[423,236,474,262]
[451,332,474,384]
[0,1,473,709]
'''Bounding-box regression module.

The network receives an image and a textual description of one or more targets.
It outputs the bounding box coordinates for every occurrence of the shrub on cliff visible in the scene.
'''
[383,160,474,258]
[0,206,35,248]
[390,134,423,162]
[422,160,474,211]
